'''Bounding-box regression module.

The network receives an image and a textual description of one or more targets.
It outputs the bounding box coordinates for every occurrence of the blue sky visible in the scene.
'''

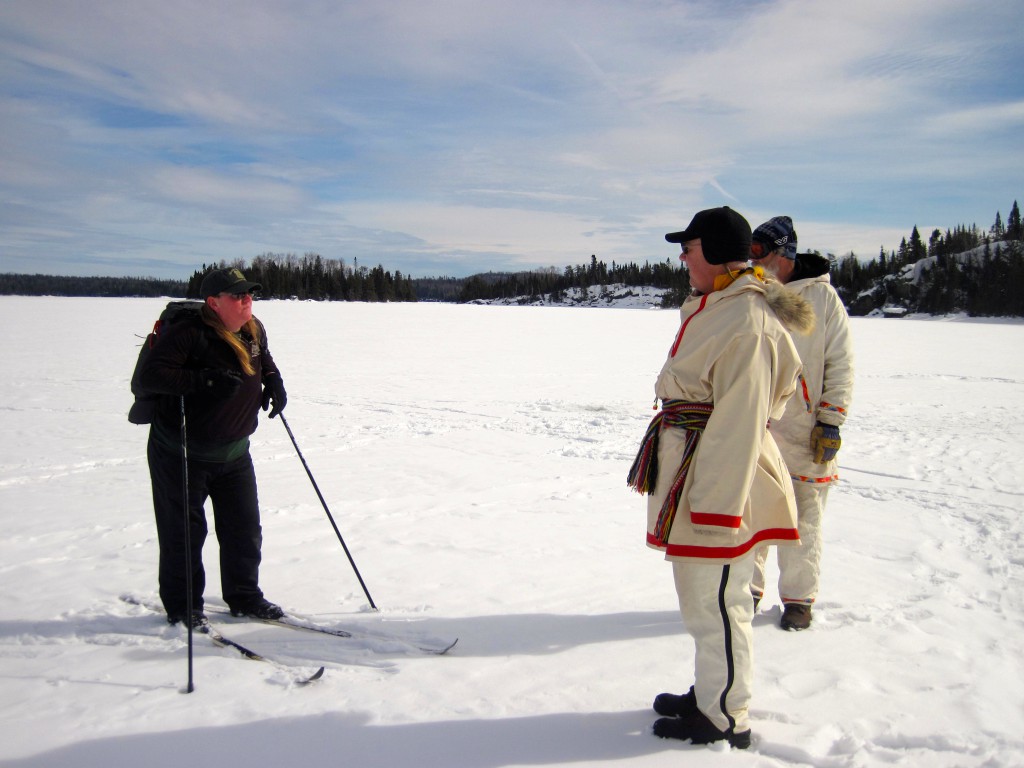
[1,0,1022,279]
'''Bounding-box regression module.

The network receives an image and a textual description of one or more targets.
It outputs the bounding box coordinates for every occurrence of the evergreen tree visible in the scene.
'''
[991,211,1005,239]
[909,226,926,264]
[896,238,909,270]
[1007,201,1022,241]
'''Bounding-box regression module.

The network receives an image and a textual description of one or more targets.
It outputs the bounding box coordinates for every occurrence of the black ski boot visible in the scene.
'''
[168,611,208,630]
[230,598,284,620]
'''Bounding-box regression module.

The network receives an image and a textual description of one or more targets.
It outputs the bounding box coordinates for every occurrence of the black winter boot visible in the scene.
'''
[653,708,751,749]
[653,686,697,717]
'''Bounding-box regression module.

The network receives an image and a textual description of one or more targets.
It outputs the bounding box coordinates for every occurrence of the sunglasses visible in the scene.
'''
[749,241,773,259]
[679,244,701,255]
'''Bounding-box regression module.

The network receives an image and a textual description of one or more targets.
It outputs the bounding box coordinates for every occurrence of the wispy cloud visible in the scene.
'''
[0,0,1021,278]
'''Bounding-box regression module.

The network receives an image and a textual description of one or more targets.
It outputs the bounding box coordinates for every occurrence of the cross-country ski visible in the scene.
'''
[204,605,459,655]
[122,594,457,659]
[120,595,326,685]
[200,619,325,686]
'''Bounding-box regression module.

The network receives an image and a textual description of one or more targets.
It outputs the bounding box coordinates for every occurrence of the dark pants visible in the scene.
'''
[147,435,265,618]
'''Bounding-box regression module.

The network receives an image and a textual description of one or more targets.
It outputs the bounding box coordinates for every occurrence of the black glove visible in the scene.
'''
[810,422,841,464]
[261,373,287,419]
[198,369,243,399]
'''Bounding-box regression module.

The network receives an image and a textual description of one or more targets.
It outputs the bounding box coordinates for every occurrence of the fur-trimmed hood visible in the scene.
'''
[763,277,817,336]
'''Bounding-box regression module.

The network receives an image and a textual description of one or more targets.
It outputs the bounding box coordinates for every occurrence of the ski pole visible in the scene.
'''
[278,413,378,611]
[180,395,195,693]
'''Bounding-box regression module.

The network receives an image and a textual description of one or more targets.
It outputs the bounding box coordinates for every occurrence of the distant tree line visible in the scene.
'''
[448,200,1023,316]
[454,254,691,307]
[3,200,1021,316]
[913,241,1024,315]
[0,253,417,302]
[830,199,1023,316]
[0,273,187,297]
[185,253,416,302]
[411,275,473,302]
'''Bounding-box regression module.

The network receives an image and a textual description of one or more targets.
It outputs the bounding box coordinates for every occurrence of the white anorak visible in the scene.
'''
[769,270,854,483]
[646,272,814,563]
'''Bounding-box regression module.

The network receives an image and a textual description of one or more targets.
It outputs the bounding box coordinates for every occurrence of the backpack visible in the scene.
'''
[128,300,209,424]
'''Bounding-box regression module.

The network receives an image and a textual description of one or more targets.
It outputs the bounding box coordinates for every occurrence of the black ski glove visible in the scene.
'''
[198,369,243,399]
[810,422,841,464]
[261,373,287,419]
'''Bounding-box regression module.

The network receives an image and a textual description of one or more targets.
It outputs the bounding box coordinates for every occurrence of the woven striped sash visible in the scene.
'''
[627,400,713,544]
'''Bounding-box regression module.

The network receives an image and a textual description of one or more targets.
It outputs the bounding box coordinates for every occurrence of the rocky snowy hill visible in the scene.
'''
[467,283,671,309]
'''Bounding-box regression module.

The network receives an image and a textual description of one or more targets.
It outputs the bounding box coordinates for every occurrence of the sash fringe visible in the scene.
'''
[627,400,713,544]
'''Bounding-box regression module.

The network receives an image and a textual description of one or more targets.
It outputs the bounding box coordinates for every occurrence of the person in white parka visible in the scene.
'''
[629,207,815,748]
[748,216,855,631]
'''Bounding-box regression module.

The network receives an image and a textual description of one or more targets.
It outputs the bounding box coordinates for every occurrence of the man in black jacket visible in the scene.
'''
[140,267,288,627]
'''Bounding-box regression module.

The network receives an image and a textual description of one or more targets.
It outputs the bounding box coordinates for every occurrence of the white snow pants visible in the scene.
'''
[672,553,755,734]
[751,481,830,604]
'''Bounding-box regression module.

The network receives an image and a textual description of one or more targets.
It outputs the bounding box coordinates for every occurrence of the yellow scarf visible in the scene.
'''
[712,265,766,292]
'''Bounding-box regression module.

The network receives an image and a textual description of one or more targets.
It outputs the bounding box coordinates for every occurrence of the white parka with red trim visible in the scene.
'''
[646,272,815,564]
[768,260,854,484]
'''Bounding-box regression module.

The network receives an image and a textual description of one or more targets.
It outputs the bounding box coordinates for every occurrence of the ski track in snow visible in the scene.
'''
[1,296,1023,768]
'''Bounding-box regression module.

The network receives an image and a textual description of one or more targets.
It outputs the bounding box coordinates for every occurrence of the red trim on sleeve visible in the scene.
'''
[800,375,812,413]
[791,473,839,484]
[819,401,846,415]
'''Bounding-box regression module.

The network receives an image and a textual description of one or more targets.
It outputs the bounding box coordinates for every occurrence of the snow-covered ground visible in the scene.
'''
[470,283,671,308]
[1,296,1022,768]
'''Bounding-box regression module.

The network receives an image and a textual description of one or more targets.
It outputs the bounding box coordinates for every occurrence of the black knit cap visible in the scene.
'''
[200,267,262,298]
[665,206,752,265]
